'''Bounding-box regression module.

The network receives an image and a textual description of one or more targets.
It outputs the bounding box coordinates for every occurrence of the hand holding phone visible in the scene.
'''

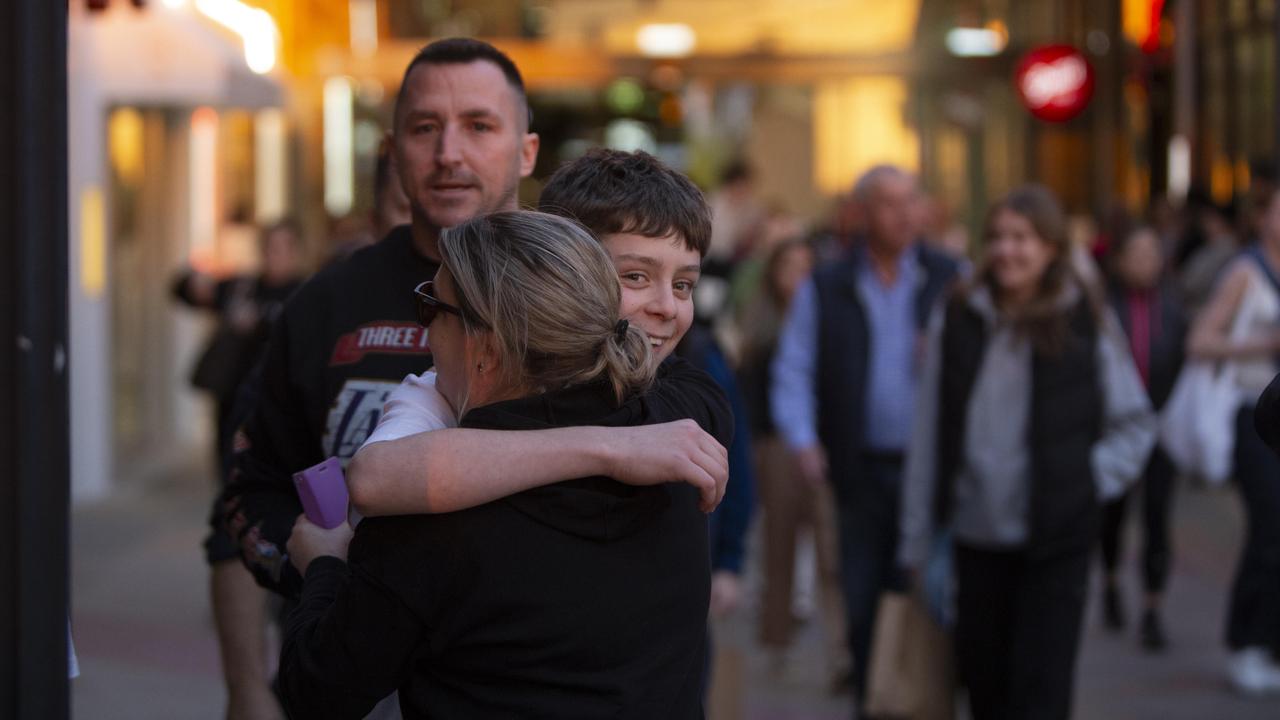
[293,457,349,529]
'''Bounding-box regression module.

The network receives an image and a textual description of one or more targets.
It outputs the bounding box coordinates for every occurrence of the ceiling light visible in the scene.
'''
[194,0,279,74]
[945,27,1007,57]
[637,23,696,58]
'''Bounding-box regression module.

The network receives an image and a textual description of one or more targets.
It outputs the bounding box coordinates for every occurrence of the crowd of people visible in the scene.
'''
[178,35,1280,720]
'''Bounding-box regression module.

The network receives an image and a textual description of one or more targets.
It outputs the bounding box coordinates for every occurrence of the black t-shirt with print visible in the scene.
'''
[219,225,439,595]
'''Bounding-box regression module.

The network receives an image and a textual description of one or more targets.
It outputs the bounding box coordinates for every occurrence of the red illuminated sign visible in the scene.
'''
[1142,0,1167,53]
[1015,45,1095,123]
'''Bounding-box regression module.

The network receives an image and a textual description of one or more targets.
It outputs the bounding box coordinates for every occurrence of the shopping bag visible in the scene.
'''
[1159,361,1239,486]
[863,592,955,720]
[1160,258,1280,486]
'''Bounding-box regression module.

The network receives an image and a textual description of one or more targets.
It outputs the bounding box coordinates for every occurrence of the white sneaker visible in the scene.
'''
[1229,648,1280,695]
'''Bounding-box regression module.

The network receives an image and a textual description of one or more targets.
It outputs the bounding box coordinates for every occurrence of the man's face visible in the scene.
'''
[393,60,539,232]
[600,232,701,362]
[864,173,918,254]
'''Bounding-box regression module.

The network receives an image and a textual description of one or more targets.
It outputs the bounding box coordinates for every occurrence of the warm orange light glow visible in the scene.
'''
[80,186,107,299]
[349,0,378,58]
[561,0,920,57]
[193,0,279,74]
[1123,0,1165,51]
[255,109,287,222]
[1236,157,1251,194]
[985,19,1009,43]
[1211,154,1235,205]
[814,77,920,195]
[108,108,145,185]
[190,107,219,259]
[637,23,696,58]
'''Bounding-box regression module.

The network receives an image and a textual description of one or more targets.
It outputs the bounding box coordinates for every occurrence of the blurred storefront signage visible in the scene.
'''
[1015,45,1094,123]
[1123,0,1166,54]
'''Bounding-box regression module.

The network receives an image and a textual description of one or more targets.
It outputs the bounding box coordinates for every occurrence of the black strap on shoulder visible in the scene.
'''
[1246,244,1280,296]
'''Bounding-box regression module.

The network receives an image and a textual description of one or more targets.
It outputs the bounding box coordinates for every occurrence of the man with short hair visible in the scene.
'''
[210,38,538,720]
[221,34,536,598]
[771,165,959,708]
[216,41,731,720]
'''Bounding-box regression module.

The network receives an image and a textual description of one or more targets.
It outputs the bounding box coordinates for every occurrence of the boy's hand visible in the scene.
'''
[286,514,354,576]
[604,420,729,512]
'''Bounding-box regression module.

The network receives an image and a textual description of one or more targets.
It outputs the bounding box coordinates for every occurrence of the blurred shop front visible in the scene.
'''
[912,0,1179,240]
[73,0,1263,501]
[318,0,929,230]
[69,1,286,501]
[68,0,938,502]
[912,0,1280,236]
[1190,0,1280,218]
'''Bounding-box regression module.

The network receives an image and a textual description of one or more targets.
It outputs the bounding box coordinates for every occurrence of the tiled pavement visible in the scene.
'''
[71,453,1280,719]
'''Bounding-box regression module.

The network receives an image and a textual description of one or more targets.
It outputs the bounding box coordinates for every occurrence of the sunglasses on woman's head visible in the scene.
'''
[413,280,463,327]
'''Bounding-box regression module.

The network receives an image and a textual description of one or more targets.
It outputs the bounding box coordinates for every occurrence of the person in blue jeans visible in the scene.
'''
[770,165,958,708]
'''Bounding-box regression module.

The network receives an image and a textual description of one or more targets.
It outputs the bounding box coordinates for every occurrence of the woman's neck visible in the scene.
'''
[463,380,529,415]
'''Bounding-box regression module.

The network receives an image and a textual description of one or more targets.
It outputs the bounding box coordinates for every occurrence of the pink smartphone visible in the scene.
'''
[293,457,349,529]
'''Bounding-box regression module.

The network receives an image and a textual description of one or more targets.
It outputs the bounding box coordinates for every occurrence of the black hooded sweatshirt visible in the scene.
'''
[279,379,729,720]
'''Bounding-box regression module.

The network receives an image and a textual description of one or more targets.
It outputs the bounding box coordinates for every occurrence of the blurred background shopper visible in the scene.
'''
[1098,224,1187,651]
[900,185,1155,720]
[1188,187,1280,694]
[771,165,959,704]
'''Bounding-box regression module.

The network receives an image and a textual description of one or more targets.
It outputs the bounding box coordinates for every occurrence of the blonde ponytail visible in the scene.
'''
[440,211,658,404]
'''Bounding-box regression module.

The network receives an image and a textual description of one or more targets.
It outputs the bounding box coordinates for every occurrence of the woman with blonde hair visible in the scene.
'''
[900,186,1155,720]
[278,211,712,719]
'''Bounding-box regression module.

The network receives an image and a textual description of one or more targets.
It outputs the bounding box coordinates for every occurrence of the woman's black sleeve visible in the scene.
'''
[277,525,426,720]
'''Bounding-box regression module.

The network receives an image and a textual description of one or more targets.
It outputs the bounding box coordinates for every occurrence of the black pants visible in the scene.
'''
[835,454,905,703]
[1100,446,1175,594]
[955,543,1091,720]
[1227,406,1280,655]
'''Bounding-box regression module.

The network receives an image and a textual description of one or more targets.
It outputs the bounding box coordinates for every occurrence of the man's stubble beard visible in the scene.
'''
[412,178,522,236]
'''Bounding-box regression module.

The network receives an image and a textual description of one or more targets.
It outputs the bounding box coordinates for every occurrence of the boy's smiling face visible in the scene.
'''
[600,232,701,362]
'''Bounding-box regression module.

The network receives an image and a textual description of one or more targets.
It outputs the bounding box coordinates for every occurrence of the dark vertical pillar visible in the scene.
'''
[1274,0,1280,170]
[0,1,71,719]
[1090,0,1124,216]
